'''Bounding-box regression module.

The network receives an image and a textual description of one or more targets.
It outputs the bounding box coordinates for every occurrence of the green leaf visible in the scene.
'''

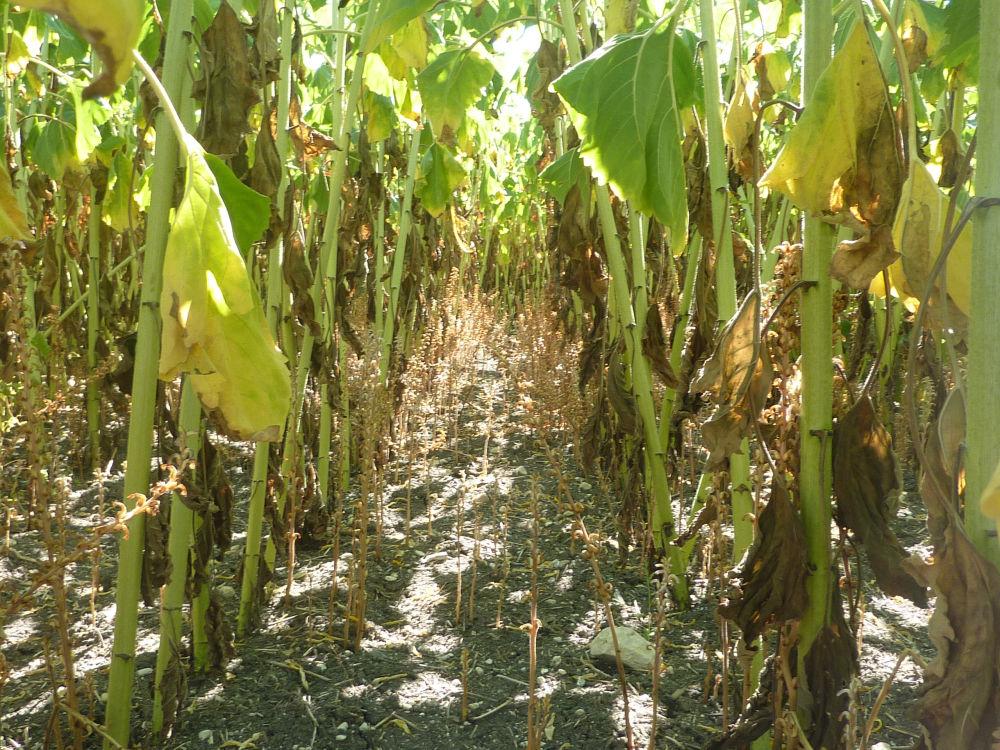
[364,90,397,143]
[934,0,978,78]
[416,142,467,218]
[552,27,688,241]
[417,48,495,142]
[159,135,290,442]
[33,118,76,179]
[204,152,270,256]
[539,148,584,206]
[362,0,437,55]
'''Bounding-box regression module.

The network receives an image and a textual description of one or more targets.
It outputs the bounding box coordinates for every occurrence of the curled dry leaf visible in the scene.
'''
[833,394,928,605]
[642,301,679,388]
[803,588,859,750]
[719,479,809,644]
[193,2,260,158]
[15,0,143,98]
[760,22,903,290]
[915,389,1000,749]
[288,95,338,161]
[608,347,639,434]
[159,135,291,443]
[690,291,772,469]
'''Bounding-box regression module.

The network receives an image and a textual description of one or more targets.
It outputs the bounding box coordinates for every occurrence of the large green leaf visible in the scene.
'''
[204,152,270,257]
[417,48,495,142]
[362,0,437,55]
[160,135,290,443]
[552,27,687,241]
[416,142,467,218]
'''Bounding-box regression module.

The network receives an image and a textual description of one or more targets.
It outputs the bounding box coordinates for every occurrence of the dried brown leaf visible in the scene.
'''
[833,394,927,605]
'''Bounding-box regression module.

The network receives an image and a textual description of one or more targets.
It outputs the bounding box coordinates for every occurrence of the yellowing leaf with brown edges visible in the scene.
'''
[0,163,29,242]
[761,22,903,290]
[759,23,886,213]
[873,158,972,326]
[15,0,144,98]
[160,135,290,442]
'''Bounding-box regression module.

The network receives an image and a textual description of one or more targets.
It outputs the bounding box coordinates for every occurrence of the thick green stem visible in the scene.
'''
[103,0,192,744]
[798,0,836,661]
[151,379,201,734]
[966,0,1000,567]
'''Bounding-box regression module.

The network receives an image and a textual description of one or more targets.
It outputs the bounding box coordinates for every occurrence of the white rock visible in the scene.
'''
[136,667,153,677]
[589,626,655,672]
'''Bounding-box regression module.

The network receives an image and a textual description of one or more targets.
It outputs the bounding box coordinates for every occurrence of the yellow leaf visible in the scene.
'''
[0,163,29,242]
[394,17,428,72]
[980,459,1000,523]
[14,0,144,98]
[759,22,886,214]
[875,158,972,318]
[160,135,290,442]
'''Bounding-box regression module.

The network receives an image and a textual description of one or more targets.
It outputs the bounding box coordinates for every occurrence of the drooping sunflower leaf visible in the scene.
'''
[415,142,467,218]
[552,26,687,241]
[14,0,144,98]
[759,22,889,213]
[870,157,971,328]
[362,0,438,55]
[760,22,902,289]
[417,48,495,143]
[159,135,290,442]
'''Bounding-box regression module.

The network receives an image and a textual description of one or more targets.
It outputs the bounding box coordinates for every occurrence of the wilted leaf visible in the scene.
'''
[417,49,495,143]
[690,292,772,469]
[288,95,338,161]
[720,479,809,644]
[553,26,688,242]
[724,71,758,181]
[15,0,144,98]
[803,589,858,750]
[159,135,291,442]
[912,389,1000,748]
[530,38,563,133]
[608,348,638,433]
[873,157,971,328]
[760,23,885,213]
[761,22,903,289]
[415,142,467,218]
[192,2,259,158]
[0,163,29,242]
[642,301,679,388]
[248,113,281,199]
[833,395,927,605]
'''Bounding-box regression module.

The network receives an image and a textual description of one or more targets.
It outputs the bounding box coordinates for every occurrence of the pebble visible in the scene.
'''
[335,735,347,742]
[337,722,348,732]
[359,722,371,732]
[136,667,153,677]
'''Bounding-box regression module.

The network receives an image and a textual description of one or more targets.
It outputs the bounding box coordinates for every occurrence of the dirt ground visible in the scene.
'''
[1,352,932,750]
